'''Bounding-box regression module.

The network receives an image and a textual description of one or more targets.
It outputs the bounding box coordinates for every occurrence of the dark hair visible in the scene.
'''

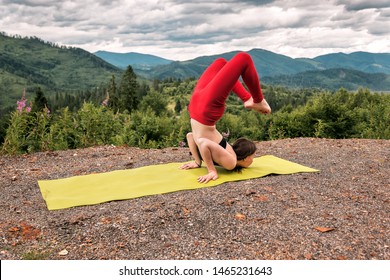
[232,138,257,161]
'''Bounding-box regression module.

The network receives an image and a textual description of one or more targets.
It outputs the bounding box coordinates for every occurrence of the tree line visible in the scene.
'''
[1,65,389,154]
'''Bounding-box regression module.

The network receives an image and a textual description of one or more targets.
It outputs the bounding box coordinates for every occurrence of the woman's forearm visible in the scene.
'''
[197,138,218,173]
[187,133,202,166]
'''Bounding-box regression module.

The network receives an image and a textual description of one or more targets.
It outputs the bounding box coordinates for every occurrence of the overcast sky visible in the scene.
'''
[1,0,389,60]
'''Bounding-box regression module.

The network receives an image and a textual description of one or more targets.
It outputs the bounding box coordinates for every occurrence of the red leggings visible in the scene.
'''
[188,52,263,126]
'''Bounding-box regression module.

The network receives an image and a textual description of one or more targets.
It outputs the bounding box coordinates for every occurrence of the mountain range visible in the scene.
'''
[1,32,389,112]
[95,48,390,77]
[95,49,390,91]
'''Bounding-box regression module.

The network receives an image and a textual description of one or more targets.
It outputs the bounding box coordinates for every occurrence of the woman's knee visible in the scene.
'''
[235,52,251,63]
[196,137,208,147]
[214,57,227,65]
[196,138,215,153]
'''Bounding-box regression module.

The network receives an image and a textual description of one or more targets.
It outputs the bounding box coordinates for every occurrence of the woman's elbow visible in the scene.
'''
[225,160,237,171]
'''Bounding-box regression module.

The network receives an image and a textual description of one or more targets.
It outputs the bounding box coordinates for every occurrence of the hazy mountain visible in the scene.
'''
[313,52,390,74]
[130,49,390,91]
[132,49,320,80]
[96,48,390,81]
[94,51,173,70]
[263,68,390,91]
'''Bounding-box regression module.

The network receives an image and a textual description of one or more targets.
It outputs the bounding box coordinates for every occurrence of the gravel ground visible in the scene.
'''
[0,138,389,260]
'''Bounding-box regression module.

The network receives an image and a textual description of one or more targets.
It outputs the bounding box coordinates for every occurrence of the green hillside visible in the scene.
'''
[262,68,390,91]
[134,50,390,91]
[313,52,390,74]
[0,33,122,111]
[136,49,319,79]
[2,32,389,115]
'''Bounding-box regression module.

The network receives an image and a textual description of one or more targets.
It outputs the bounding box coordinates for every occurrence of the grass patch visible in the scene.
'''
[22,250,50,260]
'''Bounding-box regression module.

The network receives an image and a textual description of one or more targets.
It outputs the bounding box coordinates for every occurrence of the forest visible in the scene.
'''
[1,65,389,155]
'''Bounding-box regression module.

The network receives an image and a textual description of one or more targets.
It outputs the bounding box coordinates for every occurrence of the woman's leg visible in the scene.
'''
[206,52,270,115]
[194,58,227,92]
[201,52,264,105]
[189,52,265,125]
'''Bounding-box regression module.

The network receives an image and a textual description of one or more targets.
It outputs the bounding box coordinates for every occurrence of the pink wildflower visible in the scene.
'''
[102,91,109,107]
[178,141,186,148]
[26,101,32,113]
[16,89,32,113]
[17,99,26,112]
[44,105,50,114]
[102,99,109,106]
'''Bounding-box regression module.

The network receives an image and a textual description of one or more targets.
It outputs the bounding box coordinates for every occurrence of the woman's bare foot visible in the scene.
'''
[244,98,271,114]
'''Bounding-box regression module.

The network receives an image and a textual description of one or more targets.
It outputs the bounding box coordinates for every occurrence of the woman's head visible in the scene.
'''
[232,138,257,168]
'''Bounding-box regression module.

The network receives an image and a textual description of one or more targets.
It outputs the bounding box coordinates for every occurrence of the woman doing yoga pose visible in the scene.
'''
[180,52,271,183]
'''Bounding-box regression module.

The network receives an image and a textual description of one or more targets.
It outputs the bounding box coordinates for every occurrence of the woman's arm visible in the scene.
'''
[196,138,219,183]
[179,133,223,183]
[196,137,236,183]
[180,133,202,169]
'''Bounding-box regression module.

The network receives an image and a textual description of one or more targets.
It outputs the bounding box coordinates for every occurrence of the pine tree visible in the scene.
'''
[107,75,118,111]
[118,66,139,113]
[32,87,49,112]
[174,99,182,114]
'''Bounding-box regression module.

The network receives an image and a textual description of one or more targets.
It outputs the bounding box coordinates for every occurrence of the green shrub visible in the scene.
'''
[1,111,31,154]
[1,86,389,155]
[25,108,51,153]
[47,107,77,150]
[126,108,176,148]
[74,102,122,147]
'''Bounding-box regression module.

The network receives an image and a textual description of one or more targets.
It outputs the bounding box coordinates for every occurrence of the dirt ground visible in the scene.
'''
[0,138,389,260]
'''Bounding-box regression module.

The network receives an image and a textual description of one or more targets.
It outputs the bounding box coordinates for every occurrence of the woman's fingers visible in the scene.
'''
[180,162,200,169]
[197,171,218,183]
[179,164,187,169]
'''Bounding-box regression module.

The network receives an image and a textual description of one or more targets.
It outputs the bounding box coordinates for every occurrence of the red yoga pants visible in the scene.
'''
[188,52,263,126]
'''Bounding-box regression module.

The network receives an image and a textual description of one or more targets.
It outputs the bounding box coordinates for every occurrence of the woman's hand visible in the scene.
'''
[197,170,218,183]
[180,161,201,170]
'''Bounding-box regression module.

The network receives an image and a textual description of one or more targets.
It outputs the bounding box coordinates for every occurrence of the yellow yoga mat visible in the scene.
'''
[38,155,318,210]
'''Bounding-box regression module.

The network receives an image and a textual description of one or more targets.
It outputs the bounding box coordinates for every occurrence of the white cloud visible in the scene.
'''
[0,0,389,60]
[338,0,390,11]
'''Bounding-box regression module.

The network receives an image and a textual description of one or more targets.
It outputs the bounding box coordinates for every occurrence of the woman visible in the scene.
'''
[180,52,271,183]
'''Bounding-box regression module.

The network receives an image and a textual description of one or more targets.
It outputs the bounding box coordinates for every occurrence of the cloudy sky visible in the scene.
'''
[1,0,389,60]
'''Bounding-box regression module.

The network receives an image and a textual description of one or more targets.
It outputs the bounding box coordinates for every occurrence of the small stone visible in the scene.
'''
[58,249,69,256]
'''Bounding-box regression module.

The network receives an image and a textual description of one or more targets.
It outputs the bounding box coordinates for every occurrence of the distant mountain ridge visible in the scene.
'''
[94,51,172,70]
[95,48,390,90]
[131,49,322,79]
[262,68,390,91]
[313,52,390,74]
[95,48,390,79]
